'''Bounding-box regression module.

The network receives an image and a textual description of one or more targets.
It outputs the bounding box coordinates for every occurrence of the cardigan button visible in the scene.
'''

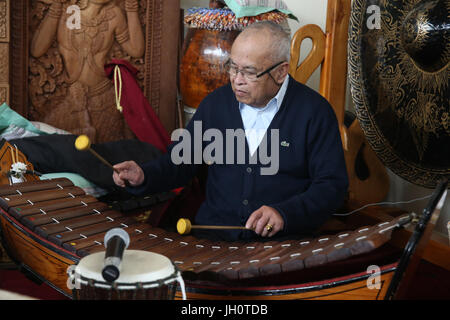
[246,167,252,173]
[242,199,248,206]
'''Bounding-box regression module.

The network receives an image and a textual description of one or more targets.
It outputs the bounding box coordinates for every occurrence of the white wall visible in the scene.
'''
[181,0,208,8]
[180,0,450,238]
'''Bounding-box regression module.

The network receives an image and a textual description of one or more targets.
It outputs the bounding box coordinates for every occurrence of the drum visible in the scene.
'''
[69,250,186,300]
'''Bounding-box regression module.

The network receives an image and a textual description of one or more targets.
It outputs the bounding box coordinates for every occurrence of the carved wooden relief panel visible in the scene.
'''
[9,0,180,143]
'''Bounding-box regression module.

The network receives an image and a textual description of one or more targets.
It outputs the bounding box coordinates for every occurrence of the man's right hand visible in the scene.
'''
[113,161,145,188]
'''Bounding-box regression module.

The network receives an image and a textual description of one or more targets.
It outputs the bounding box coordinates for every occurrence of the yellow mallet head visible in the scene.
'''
[177,218,192,235]
[75,135,91,151]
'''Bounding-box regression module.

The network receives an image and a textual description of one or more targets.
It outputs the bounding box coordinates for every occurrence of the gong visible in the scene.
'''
[348,0,450,188]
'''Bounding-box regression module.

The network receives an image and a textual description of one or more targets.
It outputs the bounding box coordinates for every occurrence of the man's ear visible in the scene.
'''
[275,62,290,83]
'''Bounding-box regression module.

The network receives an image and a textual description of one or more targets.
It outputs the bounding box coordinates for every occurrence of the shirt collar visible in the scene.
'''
[273,74,289,111]
[239,74,290,113]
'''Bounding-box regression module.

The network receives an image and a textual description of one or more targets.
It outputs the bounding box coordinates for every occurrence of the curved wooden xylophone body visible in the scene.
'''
[0,179,406,299]
[0,140,40,185]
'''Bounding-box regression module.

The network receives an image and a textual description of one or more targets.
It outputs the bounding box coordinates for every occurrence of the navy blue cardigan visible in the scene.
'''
[127,77,348,241]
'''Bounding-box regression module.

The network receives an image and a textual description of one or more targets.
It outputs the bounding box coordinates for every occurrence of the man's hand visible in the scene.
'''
[245,205,284,237]
[112,161,145,188]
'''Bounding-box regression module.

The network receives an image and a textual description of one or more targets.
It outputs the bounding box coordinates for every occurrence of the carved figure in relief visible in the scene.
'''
[31,0,144,143]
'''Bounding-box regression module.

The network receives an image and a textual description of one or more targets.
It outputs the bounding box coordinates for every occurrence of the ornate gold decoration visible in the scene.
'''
[348,0,449,188]
[0,0,9,42]
[0,86,8,105]
[0,43,8,83]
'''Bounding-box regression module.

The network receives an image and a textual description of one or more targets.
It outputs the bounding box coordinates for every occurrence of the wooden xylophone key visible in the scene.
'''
[181,241,246,275]
[157,233,211,259]
[142,230,210,252]
[49,215,137,246]
[133,229,205,255]
[162,239,237,273]
[5,187,85,220]
[21,201,110,231]
[306,225,384,267]
[127,227,183,251]
[193,230,361,280]
[331,215,411,258]
[189,239,301,279]
[119,228,221,273]
[8,195,99,221]
[121,228,227,271]
[109,224,158,250]
[163,239,214,269]
[132,228,213,254]
[192,236,348,280]
[322,227,373,263]
[193,240,299,279]
[64,230,110,255]
[308,233,354,266]
[271,236,340,272]
[0,178,74,198]
[309,223,391,266]
[67,223,156,257]
[359,215,412,247]
[3,186,86,208]
[205,242,268,279]
[260,233,351,274]
[75,224,169,257]
[35,210,123,239]
[274,226,376,272]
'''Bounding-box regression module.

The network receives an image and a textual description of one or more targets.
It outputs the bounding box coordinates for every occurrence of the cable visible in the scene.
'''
[333,194,434,217]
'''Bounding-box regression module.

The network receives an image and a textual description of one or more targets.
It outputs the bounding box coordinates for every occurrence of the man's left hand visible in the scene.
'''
[245,205,284,237]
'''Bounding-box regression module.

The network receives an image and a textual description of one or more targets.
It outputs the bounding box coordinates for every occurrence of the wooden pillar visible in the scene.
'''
[0,0,9,106]
[144,0,181,135]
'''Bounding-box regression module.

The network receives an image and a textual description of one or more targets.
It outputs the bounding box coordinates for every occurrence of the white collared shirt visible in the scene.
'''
[239,75,289,155]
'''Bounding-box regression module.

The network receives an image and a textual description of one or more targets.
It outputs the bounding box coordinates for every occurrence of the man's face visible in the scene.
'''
[229,32,287,108]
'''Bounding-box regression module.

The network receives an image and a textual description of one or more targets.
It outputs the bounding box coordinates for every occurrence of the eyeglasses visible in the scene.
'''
[226,60,285,81]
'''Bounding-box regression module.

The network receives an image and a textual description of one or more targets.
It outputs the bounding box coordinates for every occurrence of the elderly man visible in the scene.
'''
[113,21,348,241]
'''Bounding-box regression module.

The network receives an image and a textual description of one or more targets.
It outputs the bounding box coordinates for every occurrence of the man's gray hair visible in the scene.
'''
[241,20,291,63]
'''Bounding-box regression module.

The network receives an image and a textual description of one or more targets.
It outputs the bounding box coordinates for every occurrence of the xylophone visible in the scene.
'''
[0,178,410,287]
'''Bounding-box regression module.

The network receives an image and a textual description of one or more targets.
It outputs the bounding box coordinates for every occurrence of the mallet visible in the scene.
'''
[75,135,131,187]
[176,218,252,235]
[74,135,118,172]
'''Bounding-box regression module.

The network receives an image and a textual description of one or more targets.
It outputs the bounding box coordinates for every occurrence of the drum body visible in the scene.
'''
[179,28,239,110]
[71,250,180,300]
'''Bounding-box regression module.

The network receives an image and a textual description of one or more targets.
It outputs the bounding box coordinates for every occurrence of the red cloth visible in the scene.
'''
[104,59,171,153]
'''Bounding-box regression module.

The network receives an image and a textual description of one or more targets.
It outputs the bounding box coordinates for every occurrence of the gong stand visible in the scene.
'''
[385,179,448,300]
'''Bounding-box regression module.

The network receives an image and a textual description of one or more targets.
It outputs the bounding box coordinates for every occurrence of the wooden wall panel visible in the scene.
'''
[144,0,181,134]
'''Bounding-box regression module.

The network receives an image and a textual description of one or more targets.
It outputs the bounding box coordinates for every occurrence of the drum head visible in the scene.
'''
[75,250,176,285]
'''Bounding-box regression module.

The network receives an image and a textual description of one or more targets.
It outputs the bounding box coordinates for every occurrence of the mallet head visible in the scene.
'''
[177,218,192,235]
[75,135,91,151]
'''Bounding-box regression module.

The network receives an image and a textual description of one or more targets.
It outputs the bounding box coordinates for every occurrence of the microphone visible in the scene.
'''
[102,228,130,282]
